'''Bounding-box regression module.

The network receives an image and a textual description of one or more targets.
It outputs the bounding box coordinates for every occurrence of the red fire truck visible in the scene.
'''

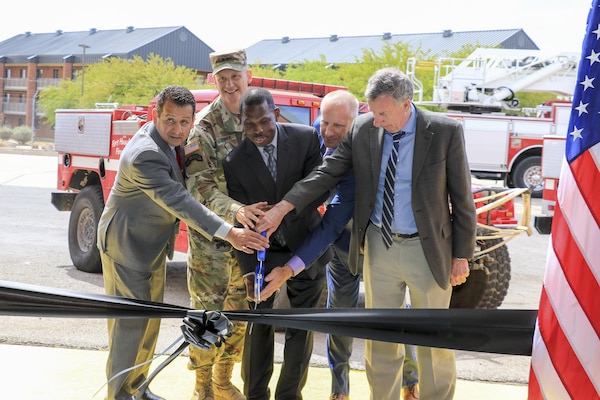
[50,76,349,273]
[407,48,578,197]
[51,75,532,309]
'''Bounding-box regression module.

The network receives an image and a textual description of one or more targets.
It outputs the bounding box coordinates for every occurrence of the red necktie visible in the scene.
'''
[175,147,184,173]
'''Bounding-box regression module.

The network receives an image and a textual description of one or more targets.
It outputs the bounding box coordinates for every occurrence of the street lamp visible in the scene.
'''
[78,44,90,96]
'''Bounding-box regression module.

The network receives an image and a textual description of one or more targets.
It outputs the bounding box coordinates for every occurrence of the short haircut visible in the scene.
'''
[155,85,196,116]
[365,67,414,103]
[240,88,275,115]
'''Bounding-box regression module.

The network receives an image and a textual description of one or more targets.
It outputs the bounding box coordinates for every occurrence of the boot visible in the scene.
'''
[213,361,246,400]
[191,366,214,400]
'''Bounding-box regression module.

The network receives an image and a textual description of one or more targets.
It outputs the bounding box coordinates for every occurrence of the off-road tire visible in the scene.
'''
[68,185,104,273]
[450,238,511,309]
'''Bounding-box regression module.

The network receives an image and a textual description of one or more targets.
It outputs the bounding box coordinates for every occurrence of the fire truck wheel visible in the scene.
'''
[450,238,511,309]
[68,185,104,273]
[511,156,542,198]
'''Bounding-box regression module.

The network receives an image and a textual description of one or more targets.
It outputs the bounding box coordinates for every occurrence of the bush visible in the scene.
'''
[0,125,12,141]
[12,126,34,145]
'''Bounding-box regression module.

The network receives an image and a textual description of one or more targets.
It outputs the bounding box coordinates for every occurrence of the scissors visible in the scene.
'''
[255,231,267,304]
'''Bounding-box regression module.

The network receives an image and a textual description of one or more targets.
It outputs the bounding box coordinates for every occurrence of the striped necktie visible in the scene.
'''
[382,131,406,248]
[264,144,277,181]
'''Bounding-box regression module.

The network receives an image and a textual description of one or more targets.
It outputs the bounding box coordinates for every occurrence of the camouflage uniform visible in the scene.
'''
[185,95,247,369]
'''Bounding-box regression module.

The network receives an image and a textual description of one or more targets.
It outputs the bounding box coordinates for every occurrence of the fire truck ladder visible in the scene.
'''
[409,48,579,111]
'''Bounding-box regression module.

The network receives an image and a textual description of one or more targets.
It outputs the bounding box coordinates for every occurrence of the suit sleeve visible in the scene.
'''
[295,171,354,267]
[284,127,354,213]
[132,149,229,240]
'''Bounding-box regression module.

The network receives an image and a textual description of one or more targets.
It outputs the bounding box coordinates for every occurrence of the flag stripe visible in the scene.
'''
[567,145,600,227]
[544,234,600,392]
[537,287,597,398]
[544,191,600,335]
[530,318,570,399]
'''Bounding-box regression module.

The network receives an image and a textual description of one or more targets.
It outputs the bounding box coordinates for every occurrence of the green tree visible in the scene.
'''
[250,41,438,102]
[38,54,201,126]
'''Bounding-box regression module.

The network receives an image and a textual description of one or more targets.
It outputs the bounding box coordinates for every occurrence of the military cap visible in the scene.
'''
[210,49,247,75]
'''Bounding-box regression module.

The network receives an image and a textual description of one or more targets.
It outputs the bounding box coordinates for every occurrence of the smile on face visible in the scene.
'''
[215,69,252,113]
[368,94,412,133]
[242,100,280,147]
[153,101,195,147]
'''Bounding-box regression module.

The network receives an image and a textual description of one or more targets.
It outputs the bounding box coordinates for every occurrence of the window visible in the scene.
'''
[278,105,311,126]
[53,69,59,79]
[37,69,43,78]
[4,69,10,78]
[19,94,25,103]
[20,69,26,78]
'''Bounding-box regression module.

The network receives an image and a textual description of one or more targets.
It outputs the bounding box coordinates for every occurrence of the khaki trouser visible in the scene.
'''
[364,224,455,400]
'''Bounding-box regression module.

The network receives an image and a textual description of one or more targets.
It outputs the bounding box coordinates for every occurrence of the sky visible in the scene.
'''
[0,0,593,56]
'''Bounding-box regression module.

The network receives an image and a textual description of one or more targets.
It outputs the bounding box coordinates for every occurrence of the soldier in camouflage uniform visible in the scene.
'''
[184,49,266,400]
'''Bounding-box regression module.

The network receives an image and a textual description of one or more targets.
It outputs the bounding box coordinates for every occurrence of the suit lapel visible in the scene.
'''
[275,125,290,199]
[369,125,385,192]
[244,139,276,197]
[412,109,433,181]
[149,124,184,184]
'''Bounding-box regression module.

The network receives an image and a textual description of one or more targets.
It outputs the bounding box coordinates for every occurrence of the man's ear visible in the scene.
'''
[274,107,280,119]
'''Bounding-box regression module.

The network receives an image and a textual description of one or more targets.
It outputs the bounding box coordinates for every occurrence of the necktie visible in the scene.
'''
[382,132,406,248]
[264,144,277,181]
[324,147,335,157]
[175,146,184,173]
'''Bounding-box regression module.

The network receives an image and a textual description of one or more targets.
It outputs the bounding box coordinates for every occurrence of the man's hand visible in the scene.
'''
[450,257,470,286]
[256,200,295,238]
[225,228,269,254]
[236,201,269,230]
[259,265,294,301]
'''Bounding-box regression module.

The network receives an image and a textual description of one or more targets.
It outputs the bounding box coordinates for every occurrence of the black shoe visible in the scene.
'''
[138,389,165,400]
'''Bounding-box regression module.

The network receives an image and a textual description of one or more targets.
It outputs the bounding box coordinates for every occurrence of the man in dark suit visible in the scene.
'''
[97,86,268,400]
[258,68,477,400]
[221,88,331,400]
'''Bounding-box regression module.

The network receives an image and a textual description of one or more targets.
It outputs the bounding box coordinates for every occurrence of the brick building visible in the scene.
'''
[0,26,214,139]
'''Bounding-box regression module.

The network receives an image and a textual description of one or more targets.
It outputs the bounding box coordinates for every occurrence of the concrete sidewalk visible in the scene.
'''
[0,344,528,399]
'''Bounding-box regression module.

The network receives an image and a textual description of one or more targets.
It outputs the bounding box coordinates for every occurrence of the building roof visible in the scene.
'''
[0,26,214,71]
[247,28,539,65]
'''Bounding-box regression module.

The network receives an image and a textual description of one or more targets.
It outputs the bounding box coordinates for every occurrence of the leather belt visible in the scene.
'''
[393,232,419,239]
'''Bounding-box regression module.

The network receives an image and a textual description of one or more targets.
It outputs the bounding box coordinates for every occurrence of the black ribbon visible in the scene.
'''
[0,280,537,356]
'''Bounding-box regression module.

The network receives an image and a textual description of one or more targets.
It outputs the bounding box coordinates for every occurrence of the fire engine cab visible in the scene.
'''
[407,48,578,197]
[51,76,349,273]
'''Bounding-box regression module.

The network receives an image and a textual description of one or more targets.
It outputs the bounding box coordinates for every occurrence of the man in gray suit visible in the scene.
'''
[97,86,268,400]
[257,68,477,400]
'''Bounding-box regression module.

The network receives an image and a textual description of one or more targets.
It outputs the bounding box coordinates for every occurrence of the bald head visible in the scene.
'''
[319,90,359,149]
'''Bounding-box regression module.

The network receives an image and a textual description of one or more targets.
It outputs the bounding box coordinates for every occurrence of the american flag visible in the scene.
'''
[528,1,600,398]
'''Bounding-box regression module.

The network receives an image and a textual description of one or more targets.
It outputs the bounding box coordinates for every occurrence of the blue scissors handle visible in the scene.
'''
[255,231,267,303]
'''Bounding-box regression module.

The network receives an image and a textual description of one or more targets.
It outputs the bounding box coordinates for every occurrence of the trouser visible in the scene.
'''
[187,237,248,370]
[326,254,418,395]
[364,224,455,400]
[102,254,165,399]
[242,265,325,400]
